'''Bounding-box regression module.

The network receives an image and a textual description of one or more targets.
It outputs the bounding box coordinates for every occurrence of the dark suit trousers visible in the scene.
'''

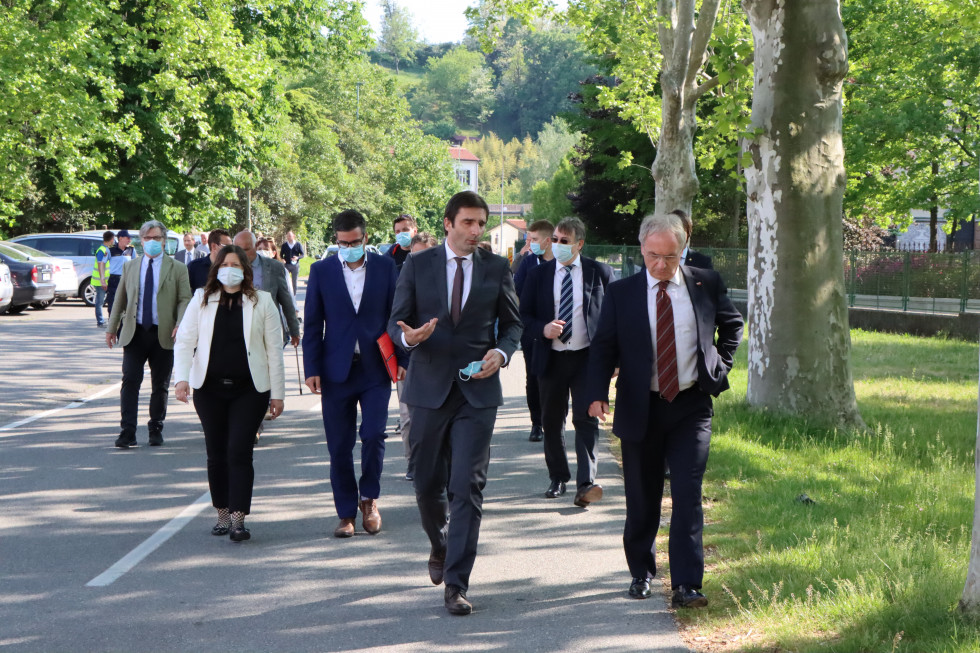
[521,336,541,427]
[120,326,173,437]
[284,263,299,296]
[620,388,712,589]
[193,379,270,514]
[410,382,497,592]
[106,275,121,314]
[539,348,598,487]
[320,360,391,519]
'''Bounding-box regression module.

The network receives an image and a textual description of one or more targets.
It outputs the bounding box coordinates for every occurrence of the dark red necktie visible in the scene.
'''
[451,257,464,325]
[656,280,679,401]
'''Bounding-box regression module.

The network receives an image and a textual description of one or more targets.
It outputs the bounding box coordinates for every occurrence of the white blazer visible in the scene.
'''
[174,288,286,400]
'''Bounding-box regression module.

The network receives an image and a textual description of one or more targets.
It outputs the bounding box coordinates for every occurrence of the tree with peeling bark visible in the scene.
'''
[741,0,862,426]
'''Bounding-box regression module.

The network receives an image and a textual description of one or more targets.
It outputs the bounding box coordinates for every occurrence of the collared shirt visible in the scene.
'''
[646,267,698,393]
[342,255,367,353]
[551,255,589,351]
[137,255,162,326]
[251,255,264,290]
[108,246,134,275]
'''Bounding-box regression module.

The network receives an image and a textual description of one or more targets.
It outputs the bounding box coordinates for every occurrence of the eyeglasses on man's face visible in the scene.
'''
[336,238,364,248]
[551,235,576,245]
[643,252,681,264]
[142,235,164,242]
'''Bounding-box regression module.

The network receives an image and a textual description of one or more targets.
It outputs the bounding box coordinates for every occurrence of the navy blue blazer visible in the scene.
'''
[586,266,743,443]
[514,252,544,298]
[302,253,405,385]
[519,256,614,377]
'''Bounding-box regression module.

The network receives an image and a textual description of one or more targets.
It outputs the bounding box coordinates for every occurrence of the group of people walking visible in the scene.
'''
[100,190,743,617]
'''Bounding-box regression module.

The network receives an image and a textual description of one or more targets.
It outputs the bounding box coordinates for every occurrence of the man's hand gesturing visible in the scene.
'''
[398,318,438,347]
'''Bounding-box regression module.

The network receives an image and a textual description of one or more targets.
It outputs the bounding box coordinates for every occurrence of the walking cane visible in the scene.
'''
[294,344,304,395]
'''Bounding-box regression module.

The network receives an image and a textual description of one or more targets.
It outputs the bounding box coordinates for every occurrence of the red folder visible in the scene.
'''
[377,332,398,384]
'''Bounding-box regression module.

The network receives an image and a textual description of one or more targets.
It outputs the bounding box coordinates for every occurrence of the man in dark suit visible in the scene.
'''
[520,217,614,506]
[280,230,305,295]
[234,230,300,346]
[388,191,522,616]
[671,209,713,269]
[187,229,231,291]
[587,212,743,609]
[513,219,555,443]
[304,210,404,539]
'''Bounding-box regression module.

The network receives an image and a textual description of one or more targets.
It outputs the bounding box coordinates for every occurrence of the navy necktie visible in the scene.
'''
[558,265,574,343]
[142,258,154,330]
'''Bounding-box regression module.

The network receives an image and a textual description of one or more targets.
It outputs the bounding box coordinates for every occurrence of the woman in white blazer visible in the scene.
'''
[174,245,286,542]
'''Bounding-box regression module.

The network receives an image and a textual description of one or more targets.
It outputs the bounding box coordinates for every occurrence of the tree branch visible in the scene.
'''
[693,52,755,100]
[947,132,977,160]
[671,0,695,83]
[658,0,676,82]
[686,0,723,88]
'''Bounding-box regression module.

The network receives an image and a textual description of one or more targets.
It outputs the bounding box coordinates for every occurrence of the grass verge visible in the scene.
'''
[650,329,980,652]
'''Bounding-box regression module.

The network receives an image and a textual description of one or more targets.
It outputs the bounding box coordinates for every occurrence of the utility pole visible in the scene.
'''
[499,162,504,255]
[246,188,252,232]
[356,82,364,120]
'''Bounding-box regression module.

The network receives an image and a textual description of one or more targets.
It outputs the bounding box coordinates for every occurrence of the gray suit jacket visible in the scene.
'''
[174,248,204,264]
[253,254,299,339]
[388,245,522,410]
[106,255,192,350]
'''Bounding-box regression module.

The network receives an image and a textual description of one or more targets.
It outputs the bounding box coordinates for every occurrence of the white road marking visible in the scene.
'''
[85,491,212,587]
[0,382,122,436]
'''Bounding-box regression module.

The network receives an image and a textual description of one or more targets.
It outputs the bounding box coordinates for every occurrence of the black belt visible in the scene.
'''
[650,386,698,401]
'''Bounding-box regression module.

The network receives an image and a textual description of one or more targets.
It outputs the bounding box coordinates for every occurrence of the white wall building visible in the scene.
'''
[895,209,947,252]
[450,146,479,194]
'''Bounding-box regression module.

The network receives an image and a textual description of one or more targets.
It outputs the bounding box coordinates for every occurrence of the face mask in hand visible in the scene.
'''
[458,360,484,382]
[217,267,244,287]
[339,245,365,263]
[142,240,163,257]
[395,232,413,249]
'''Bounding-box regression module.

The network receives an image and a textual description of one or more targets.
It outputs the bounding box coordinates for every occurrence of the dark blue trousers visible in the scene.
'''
[320,360,391,519]
[620,388,712,589]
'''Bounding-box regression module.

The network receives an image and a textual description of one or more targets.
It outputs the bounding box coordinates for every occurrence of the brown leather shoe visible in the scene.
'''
[444,585,472,615]
[573,483,604,507]
[428,548,446,585]
[333,517,355,538]
[359,499,381,535]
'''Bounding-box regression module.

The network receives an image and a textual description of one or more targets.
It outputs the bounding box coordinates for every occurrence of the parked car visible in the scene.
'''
[10,229,180,306]
[1,241,79,306]
[0,263,12,313]
[0,244,56,315]
[319,244,382,260]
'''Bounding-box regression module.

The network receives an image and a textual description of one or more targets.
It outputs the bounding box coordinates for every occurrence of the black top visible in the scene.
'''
[387,244,409,272]
[205,292,251,384]
[186,255,212,291]
[280,241,305,266]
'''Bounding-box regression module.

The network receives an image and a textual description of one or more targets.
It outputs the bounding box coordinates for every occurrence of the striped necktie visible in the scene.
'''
[558,264,573,343]
[655,280,679,401]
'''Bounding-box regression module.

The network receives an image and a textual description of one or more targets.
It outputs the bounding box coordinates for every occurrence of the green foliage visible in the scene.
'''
[528,156,578,222]
[843,0,980,234]
[376,0,419,74]
[678,330,980,652]
[410,47,496,130]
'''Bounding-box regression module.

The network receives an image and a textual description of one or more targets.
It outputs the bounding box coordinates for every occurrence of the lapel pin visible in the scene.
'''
[695,281,702,287]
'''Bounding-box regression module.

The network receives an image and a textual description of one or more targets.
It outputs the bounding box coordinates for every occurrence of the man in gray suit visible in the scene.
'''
[234,231,300,346]
[174,233,205,264]
[388,191,523,616]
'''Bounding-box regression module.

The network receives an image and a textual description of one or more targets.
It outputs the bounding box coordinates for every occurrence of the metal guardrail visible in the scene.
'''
[581,245,980,316]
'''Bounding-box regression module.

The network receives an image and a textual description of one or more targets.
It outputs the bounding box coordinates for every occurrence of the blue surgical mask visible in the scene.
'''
[217,267,244,287]
[458,360,484,382]
[339,244,365,263]
[529,242,544,256]
[395,232,413,249]
[143,240,163,257]
[554,243,574,263]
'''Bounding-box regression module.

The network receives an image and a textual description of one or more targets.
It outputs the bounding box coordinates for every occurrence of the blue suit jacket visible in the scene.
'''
[586,266,743,443]
[519,256,614,377]
[302,253,405,385]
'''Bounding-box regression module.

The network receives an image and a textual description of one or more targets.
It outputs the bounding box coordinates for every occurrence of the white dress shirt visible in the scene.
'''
[137,255,162,326]
[342,256,367,352]
[646,267,698,393]
[252,255,264,290]
[551,255,589,351]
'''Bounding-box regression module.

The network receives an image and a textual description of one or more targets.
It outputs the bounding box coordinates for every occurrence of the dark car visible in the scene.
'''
[0,243,56,315]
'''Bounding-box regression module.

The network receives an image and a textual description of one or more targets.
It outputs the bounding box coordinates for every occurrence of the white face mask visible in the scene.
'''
[217,267,244,287]
[257,249,273,258]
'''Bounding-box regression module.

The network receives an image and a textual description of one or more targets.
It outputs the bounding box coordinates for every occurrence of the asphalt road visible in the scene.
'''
[0,290,689,652]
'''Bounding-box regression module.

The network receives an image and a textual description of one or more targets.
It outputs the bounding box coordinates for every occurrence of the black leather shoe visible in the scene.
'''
[211,524,230,536]
[229,526,251,542]
[148,432,164,446]
[114,434,137,448]
[672,585,708,608]
[544,480,566,498]
[444,585,472,615]
[428,548,446,585]
[528,425,543,442]
[628,577,652,599]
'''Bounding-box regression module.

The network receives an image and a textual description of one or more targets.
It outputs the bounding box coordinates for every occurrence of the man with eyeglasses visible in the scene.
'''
[519,217,614,507]
[303,210,405,539]
[586,212,743,609]
[105,220,191,448]
[512,220,555,443]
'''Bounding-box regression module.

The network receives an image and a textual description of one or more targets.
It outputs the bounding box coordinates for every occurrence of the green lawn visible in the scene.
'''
[670,330,980,651]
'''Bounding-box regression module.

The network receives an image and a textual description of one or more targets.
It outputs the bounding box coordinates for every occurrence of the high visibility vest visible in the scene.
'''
[92,245,110,287]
